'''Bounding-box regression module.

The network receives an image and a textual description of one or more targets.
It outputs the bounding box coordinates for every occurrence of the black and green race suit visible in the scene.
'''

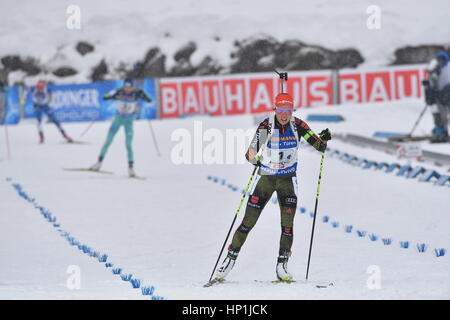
[228,116,327,260]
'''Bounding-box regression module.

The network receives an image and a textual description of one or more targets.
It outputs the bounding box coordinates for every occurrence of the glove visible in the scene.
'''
[318,143,327,152]
[319,128,332,141]
[254,155,262,167]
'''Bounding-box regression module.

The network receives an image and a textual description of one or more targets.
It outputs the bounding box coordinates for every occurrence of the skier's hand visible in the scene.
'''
[246,148,261,166]
[247,148,257,160]
[319,128,332,141]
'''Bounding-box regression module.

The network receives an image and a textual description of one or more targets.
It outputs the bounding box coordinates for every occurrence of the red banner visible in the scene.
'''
[338,65,427,104]
[159,71,333,118]
[159,65,427,119]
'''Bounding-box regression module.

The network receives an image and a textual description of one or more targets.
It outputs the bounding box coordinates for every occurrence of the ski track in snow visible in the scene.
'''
[1,98,449,299]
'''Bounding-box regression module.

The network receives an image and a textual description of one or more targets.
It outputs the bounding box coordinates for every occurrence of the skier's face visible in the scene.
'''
[275,105,293,125]
[36,82,46,91]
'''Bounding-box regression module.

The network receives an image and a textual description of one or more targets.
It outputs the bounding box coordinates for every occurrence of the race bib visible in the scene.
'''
[116,101,137,115]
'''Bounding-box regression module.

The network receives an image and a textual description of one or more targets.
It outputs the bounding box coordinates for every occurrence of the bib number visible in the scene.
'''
[117,101,137,115]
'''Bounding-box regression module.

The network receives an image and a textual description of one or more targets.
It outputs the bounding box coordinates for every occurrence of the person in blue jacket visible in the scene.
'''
[32,80,73,143]
[424,51,450,142]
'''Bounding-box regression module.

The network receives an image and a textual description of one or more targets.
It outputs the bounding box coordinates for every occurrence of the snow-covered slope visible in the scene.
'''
[0,99,449,299]
[2,0,450,84]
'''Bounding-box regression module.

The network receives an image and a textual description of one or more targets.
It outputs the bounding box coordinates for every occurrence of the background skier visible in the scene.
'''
[213,92,331,283]
[89,78,152,177]
[31,80,73,144]
[424,51,450,142]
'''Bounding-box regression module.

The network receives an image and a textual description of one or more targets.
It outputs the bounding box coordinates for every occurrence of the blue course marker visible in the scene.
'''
[307,114,344,122]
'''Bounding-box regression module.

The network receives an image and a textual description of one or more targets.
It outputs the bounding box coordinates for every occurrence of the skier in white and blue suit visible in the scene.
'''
[90,78,152,177]
[424,51,450,142]
[32,80,73,143]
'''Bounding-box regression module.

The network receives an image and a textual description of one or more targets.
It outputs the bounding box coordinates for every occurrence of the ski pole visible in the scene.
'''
[408,104,428,137]
[80,118,97,137]
[274,70,288,94]
[208,164,259,283]
[306,152,325,281]
[148,120,161,157]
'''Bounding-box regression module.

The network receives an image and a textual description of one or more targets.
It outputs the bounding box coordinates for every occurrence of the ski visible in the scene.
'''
[203,278,333,288]
[388,135,434,143]
[388,135,450,143]
[61,141,90,145]
[203,278,225,287]
[63,168,114,175]
[271,279,296,284]
[297,279,333,288]
[254,279,333,288]
[129,175,146,180]
[253,279,296,285]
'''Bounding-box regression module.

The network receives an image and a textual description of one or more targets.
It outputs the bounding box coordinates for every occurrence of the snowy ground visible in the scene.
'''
[0,99,449,299]
[2,0,450,84]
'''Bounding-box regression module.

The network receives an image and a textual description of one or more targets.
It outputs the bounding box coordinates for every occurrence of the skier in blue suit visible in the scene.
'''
[32,80,73,143]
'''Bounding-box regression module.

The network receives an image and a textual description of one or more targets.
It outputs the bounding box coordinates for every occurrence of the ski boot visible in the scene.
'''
[431,127,449,143]
[212,247,239,283]
[128,161,136,178]
[38,131,44,144]
[89,161,102,172]
[62,131,74,143]
[276,252,293,282]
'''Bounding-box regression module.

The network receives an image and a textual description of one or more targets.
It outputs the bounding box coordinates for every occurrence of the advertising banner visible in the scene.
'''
[338,64,427,104]
[159,71,333,119]
[18,79,158,122]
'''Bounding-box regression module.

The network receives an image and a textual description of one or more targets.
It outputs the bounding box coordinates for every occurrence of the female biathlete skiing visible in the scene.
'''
[211,91,331,284]
[89,78,152,177]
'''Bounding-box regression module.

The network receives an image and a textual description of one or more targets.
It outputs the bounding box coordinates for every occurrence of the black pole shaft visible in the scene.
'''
[208,214,239,282]
[409,104,429,137]
[306,152,325,281]
[208,166,258,282]
[80,119,96,137]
